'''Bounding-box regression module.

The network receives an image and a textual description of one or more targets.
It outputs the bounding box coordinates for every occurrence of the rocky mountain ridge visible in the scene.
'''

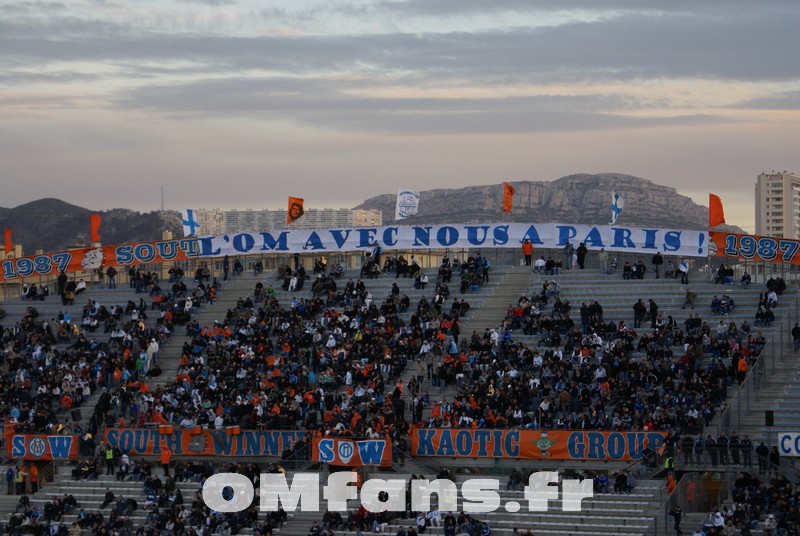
[0,198,181,255]
[354,173,742,232]
[3,174,741,255]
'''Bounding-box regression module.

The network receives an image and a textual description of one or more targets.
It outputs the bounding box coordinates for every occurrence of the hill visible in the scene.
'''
[0,198,181,254]
[354,173,743,232]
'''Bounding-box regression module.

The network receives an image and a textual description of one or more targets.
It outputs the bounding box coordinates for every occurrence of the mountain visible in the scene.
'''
[354,173,743,232]
[3,175,740,256]
[0,198,182,254]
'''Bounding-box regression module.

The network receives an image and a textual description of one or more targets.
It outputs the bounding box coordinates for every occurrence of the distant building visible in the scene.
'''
[755,171,800,239]
[194,209,225,236]
[193,208,382,235]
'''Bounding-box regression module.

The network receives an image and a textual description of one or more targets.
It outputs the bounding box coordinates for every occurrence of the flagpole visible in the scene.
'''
[708,220,713,283]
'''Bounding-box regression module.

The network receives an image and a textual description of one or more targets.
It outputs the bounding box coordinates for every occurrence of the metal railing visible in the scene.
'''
[658,472,729,536]
[716,284,800,438]
[393,446,444,476]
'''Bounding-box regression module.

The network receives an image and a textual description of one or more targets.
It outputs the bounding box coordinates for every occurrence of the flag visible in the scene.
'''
[610,191,625,225]
[287,197,305,224]
[181,209,201,237]
[90,213,101,243]
[709,193,726,227]
[395,188,420,220]
[3,228,11,256]
[503,182,515,214]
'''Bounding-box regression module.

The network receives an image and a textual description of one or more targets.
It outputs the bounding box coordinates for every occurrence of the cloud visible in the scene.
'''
[737,90,800,110]
[118,76,727,134]
[178,0,236,5]
[0,0,797,225]
[2,6,799,84]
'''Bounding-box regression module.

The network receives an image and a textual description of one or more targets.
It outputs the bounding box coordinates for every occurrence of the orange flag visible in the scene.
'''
[287,197,305,224]
[709,194,725,227]
[90,213,102,242]
[503,182,515,214]
[3,228,12,256]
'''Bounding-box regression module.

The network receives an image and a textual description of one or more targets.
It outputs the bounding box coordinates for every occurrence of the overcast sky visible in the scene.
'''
[2,1,799,231]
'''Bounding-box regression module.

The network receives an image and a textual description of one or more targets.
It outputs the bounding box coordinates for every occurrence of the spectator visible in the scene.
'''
[679,258,689,284]
[740,271,751,287]
[576,243,588,269]
[652,252,664,279]
[598,248,609,274]
[682,289,697,310]
[521,239,533,266]
[793,323,800,352]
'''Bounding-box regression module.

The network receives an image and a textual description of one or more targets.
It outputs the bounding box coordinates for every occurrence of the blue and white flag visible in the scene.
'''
[610,191,624,225]
[181,209,201,237]
[395,188,420,220]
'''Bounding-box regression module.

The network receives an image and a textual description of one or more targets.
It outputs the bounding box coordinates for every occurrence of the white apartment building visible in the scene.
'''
[755,171,800,239]
[194,208,382,235]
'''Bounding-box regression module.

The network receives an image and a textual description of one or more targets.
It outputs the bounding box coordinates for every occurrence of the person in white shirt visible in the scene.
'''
[679,258,690,284]
[419,273,428,289]
[147,339,159,365]
[533,256,546,274]
[767,290,778,308]
[427,509,442,527]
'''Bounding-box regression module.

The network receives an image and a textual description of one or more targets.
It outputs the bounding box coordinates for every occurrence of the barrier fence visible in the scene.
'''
[716,283,800,442]
[3,240,800,302]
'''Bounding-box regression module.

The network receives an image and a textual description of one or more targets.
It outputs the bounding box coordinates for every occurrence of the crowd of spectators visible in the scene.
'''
[0,266,215,440]
[457,276,771,437]
[1,252,794,535]
[688,471,799,535]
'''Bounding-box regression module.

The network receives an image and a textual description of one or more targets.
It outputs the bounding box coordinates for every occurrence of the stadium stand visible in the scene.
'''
[2,253,799,536]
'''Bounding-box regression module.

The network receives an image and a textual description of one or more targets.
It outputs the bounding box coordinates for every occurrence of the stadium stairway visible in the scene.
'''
[511,268,789,347]
[8,464,306,534]
[723,336,800,448]
[395,265,790,408]
[144,272,259,389]
[271,471,666,536]
[0,493,18,519]
[392,265,529,424]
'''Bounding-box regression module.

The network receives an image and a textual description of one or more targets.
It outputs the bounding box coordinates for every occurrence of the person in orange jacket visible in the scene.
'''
[161,447,172,477]
[29,464,39,494]
[521,239,534,266]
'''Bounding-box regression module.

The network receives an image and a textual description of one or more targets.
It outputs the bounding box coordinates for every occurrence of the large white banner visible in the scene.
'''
[196,222,708,258]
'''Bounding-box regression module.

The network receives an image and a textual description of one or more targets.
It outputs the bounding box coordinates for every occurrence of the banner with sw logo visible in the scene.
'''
[10,435,79,460]
[313,438,393,467]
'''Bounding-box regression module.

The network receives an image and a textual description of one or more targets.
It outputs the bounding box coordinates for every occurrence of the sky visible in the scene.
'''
[2,1,800,231]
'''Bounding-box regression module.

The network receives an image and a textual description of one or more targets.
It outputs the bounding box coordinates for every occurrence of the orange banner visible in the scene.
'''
[710,231,800,265]
[104,428,305,457]
[312,438,392,467]
[0,238,200,282]
[411,429,667,461]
